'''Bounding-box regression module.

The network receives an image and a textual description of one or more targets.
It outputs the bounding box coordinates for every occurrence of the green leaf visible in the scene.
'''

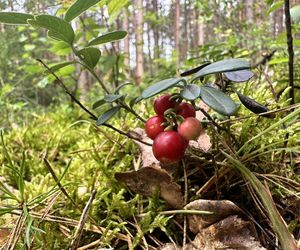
[180,84,201,101]
[222,152,298,250]
[200,86,238,115]
[96,106,121,125]
[65,0,102,22]
[142,78,184,99]
[107,0,129,23]
[0,207,15,216]
[192,58,250,81]
[0,12,33,25]
[27,15,75,44]
[88,30,127,46]
[269,57,288,65]
[224,70,254,82]
[290,4,300,23]
[76,47,101,68]
[267,1,284,14]
[92,99,106,109]
[45,61,78,73]
[104,94,125,103]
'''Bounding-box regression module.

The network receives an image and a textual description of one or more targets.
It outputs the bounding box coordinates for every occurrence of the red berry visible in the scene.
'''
[177,102,196,118]
[154,94,176,115]
[152,131,186,163]
[178,117,202,140]
[145,116,166,140]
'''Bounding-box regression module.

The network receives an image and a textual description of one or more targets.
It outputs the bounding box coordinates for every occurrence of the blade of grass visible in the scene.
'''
[238,107,300,154]
[222,150,298,250]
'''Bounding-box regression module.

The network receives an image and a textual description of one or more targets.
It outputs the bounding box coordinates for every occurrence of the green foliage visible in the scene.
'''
[64,0,102,22]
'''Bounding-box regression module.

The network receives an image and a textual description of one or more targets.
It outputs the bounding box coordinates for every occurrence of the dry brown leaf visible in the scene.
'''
[0,228,10,246]
[185,199,243,233]
[115,166,184,208]
[159,243,180,250]
[189,102,211,152]
[187,215,266,250]
[129,128,159,168]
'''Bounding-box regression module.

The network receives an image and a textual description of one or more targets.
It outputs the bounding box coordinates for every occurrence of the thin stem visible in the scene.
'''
[71,46,110,94]
[284,0,295,106]
[37,59,98,120]
[37,59,151,147]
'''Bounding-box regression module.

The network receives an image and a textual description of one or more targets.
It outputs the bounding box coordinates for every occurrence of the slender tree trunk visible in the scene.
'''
[123,9,130,76]
[174,0,180,65]
[135,0,144,85]
[153,0,160,59]
[284,0,294,105]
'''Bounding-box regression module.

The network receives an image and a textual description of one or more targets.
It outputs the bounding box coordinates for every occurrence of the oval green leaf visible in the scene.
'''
[65,0,102,22]
[192,58,250,81]
[76,47,101,68]
[142,78,184,99]
[44,61,78,73]
[0,12,33,25]
[92,99,106,109]
[180,84,201,101]
[200,86,238,116]
[28,15,75,44]
[224,69,254,82]
[104,94,126,103]
[96,106,121,126]
[180,62,211,77]
[88,30,127,46]
[236,91,274,118]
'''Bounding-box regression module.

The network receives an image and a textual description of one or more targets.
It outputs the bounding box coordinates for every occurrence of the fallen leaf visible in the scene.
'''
[115,166,184,209]
[189,102,212,152]
[185,199,243,233]
[159,243,179,250]
[129,128,159,168]
[187,215,266,250]
[0,228,10,246]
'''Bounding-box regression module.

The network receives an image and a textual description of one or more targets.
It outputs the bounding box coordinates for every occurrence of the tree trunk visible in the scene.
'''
[153,0,160,59]
[123,9,130,77]
[174,0,180,65]
[135,0,144,85]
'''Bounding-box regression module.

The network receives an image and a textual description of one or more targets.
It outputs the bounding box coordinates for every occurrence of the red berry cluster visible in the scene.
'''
[145,94,202,164]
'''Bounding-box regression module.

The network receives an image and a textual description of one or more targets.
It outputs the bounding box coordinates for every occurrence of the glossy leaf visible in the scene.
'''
[27,15,75,44]
[180,62,211,77]
[76,47,101,68]
[88,30,127,46]
[96,106,121,126]
[142,78,184,99]
[92,99,106,109]
[291,4,300,23]
[180,84,201,101]
[104,94,125,103]
[224,69,254,82]
[200,86,238,115]
[0,12,33,25]
[236,91,274,118]
[45,61,78,73]
[65,0,102,22]
[192,58,250,81]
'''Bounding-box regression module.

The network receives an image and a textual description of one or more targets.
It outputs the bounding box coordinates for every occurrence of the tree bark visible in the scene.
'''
[174,0,180,65]
[123,9,130,77]
[135,0,144,85]
[284,0,295,105]
[153,0,160,59]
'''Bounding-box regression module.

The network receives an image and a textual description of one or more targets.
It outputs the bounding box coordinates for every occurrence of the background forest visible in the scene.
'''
[0,0,300,249]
